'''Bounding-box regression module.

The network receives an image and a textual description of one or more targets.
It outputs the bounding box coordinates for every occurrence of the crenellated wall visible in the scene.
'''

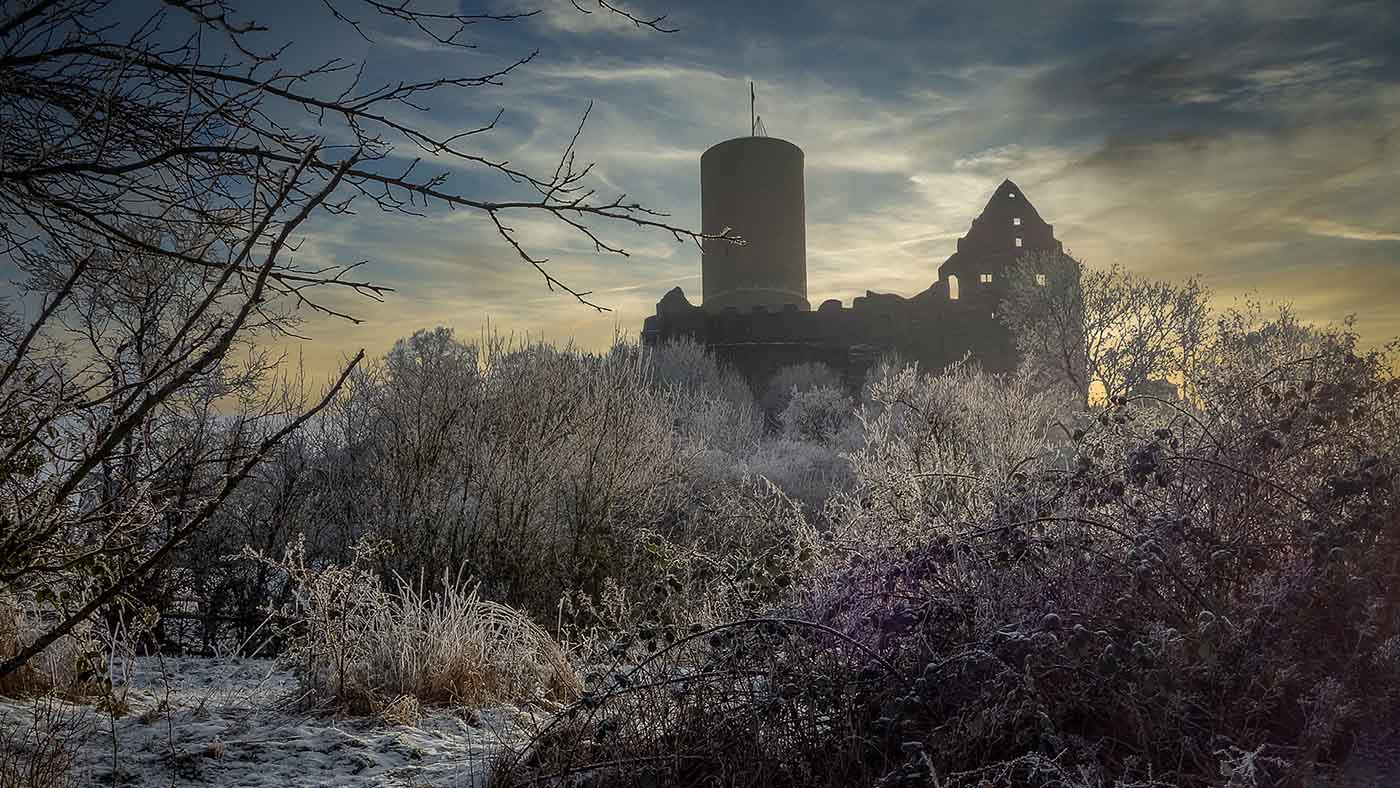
[642,283,1014,395]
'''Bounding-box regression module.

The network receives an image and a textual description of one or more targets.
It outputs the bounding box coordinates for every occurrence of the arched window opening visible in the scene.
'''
[948,274,960,300]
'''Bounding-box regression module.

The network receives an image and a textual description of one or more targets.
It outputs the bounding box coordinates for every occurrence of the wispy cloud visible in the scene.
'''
[231,0,1400,375]
[1290,218,1400,243]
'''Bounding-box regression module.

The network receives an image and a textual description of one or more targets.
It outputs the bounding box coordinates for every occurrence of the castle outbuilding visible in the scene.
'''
[641,133,1066,391]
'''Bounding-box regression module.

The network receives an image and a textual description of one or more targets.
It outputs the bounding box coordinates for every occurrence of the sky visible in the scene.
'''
[230,0,1400,375]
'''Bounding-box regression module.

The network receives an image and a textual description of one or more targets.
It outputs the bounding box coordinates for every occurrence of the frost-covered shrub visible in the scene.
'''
[502,308,1400,788]
[761,361,844,419]
[780,384,853,443]
[643,337,752,408]
[832,357,1065,552]
[557,477,824,665]
[492,615,895,788]
[267,331,701,619]
[683,384,859,513]
[642,337,761,453]
[746,438,853,513]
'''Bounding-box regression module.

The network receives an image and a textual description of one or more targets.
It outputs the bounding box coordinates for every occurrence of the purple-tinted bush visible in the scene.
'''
[494,309,1400,788]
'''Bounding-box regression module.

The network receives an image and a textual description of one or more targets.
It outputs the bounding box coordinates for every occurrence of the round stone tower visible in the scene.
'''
[700,136,808,313]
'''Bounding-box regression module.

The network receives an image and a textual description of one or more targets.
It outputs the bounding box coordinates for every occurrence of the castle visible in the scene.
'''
[641,134,1066,391]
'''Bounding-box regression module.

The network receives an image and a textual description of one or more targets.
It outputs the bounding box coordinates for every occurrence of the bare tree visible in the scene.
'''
[1001,251,1211,405]
[0,0,711,317]
[0,0,713,680]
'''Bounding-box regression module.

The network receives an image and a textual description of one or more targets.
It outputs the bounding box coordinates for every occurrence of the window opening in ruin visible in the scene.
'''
[1036,273,1047,286]
[1008,192,1017,198]
[979,273,993,283]
[1013,217,1022,226]
[1015,237,1023,248]
[948,274,960,300]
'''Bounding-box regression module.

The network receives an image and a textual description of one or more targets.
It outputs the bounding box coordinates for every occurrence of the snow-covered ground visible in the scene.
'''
[9,657,1396,787]
[0,657,538,787]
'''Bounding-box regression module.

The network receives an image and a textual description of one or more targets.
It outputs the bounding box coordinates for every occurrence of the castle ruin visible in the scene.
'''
[641,133,1066,391]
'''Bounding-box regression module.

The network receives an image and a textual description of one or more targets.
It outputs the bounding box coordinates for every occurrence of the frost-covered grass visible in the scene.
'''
[0,595,94,700]
[263,540,581,717]
[0,657,536,787]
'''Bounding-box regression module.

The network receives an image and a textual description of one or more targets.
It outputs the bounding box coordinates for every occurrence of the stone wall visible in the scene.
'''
[641,284,1013,395]
[640,178,1056,396]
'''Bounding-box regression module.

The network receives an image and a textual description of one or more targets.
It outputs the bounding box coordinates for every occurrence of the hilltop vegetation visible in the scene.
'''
[7,293,1400,786]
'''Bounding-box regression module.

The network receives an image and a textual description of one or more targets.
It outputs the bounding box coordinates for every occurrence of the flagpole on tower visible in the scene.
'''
[750,81,756,136]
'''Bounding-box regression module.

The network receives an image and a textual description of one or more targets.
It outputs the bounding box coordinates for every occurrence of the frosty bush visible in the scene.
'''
[746,438,854,514]
[240,330,702,620]
[780,385,854,444]
[498,306,1400,787]
[644,337,761,454]
[832,357,1065,552]
[760,361,845,421]
[557,477,824,665]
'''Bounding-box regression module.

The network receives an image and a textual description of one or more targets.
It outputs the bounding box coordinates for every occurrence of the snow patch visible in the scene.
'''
[1,657,536,787]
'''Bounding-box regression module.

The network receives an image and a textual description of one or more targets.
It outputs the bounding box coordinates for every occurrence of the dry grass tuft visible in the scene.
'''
[203,739,226,761]
[0,595,95,700]
[263,539,580,715]
[374,694,422,727]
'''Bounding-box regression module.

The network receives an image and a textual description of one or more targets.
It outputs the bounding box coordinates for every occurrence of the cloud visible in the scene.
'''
[375,32,460,53]
[223,0,1400,380]
[1290,218,1400,243]
[485,0,696,38]
[535,62,723,84]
